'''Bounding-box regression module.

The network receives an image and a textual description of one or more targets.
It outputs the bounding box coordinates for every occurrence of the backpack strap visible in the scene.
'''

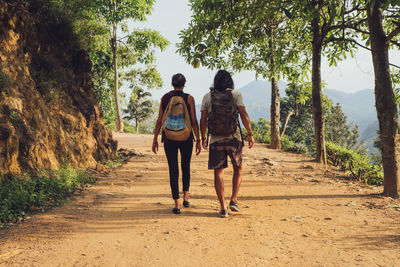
[238,116,244,146]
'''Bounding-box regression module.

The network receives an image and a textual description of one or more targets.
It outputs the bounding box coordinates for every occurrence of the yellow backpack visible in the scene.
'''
[162,95,192,141]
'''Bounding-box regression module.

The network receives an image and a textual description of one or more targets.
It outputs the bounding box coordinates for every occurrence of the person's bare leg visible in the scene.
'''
[183,191,189,202]
[174,199,180,209]
[214,169,226,210]
[231,165,242,203]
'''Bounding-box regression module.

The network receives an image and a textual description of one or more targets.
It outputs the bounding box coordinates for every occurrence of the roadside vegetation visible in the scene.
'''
[0,166,95,224]
[248,87,383,185]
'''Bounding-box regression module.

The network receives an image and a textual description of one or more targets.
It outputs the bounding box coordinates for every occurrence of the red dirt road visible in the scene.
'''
[1,133,400,266]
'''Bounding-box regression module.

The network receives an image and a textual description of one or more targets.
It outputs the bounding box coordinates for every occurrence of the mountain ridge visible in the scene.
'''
[237,80,378,152]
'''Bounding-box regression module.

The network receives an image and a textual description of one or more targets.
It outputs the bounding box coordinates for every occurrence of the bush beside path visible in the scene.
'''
[1,133,399,266]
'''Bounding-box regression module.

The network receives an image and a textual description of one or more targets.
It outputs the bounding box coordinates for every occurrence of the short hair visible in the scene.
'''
[171,73,186,88]
[211,70,234,92]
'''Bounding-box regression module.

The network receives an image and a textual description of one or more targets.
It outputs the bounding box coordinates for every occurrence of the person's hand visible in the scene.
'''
[202,138,208,150]
[195,141,201,155]
[152,142,158,154]
[248,135,255,149]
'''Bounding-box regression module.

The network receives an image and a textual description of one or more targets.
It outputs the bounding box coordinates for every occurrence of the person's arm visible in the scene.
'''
[152,103,163,154]
[188,95,201,155]
[200,110,208,150]
[237,106,254,149]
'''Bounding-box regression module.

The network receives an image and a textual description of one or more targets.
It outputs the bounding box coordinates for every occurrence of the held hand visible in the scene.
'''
[248,136,255,149]
[196,141,201,155]
[152,142,158,154]
[202,139,208,150]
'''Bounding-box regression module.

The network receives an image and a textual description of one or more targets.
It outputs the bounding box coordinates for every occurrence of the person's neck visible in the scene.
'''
[174,87,184,91]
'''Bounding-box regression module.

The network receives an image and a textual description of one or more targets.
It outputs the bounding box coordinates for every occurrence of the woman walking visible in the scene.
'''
[152,73,201,214]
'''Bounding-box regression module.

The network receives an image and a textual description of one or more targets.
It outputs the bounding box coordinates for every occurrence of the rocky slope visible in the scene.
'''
[0,0,117,175]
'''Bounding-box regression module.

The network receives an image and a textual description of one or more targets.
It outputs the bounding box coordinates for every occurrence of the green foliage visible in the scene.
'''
[280,82,315,155]
[178,0,308,81]
[35,0,168,130]
[123,120,136,133]
[0,66,10,96]
[123,88,154,133]
[9,110,18,124]
[326,142,383,185]
[325,103,364,152]
[280,82,363,156]
[250,118,271,144]
[0,166,95,223]
[91,0,168,130]
[281,135,309,154]
[30,55,73,102]
[250,116,383,185]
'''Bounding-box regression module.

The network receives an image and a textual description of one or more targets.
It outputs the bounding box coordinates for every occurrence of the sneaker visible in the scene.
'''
[183,200,190,208]
[219,209,228,218]
[172,208,181,214]
[229,200,240,212]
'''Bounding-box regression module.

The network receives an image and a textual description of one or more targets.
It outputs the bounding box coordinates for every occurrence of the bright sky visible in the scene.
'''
[135,0,400,103]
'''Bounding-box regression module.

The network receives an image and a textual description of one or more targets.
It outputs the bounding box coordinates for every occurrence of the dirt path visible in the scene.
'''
[1,133,400,266]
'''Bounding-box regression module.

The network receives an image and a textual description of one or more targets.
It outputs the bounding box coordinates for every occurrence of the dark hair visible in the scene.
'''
[171,73,186,88]
[211,70,234,92]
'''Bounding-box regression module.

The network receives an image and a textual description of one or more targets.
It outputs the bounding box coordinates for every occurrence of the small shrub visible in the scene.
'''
[0,66,10,95]
[0,165,96,223]
[29,54,73,102]
[326,141,383,185]
[123,121,136,133]
[104,160,122,168]
[251,118,271,144]
[281,136,309,154]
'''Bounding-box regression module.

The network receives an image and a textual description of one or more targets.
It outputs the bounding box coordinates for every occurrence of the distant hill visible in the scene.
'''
[237,80,286,121]
[236,80,379,152]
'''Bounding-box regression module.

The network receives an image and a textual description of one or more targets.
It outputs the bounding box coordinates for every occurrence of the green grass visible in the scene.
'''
[104,160,122,168]
[0,165,96,223]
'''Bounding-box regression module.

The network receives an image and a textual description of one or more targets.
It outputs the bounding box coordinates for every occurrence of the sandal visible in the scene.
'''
[183,200,190,208]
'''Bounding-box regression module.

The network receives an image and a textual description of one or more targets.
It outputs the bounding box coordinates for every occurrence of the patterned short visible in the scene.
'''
[208,138,243,170]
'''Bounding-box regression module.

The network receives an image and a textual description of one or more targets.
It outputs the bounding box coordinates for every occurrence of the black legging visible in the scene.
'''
[164,139,193,199]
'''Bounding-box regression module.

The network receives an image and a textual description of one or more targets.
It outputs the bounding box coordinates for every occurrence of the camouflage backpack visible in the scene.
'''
[207,89,238,136]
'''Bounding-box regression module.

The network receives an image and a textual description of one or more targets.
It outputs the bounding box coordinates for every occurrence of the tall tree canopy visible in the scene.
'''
[93,0,168,132]
[177,0,309,150]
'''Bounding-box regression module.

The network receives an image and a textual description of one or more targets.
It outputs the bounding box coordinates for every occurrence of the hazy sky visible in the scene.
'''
[135,0,400,103]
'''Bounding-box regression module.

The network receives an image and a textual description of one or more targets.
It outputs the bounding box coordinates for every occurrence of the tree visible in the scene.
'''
[365,0,400,197]
[123,87,153,133]
[280,82,315,154]
[284,0,360,164]
[325,103,361,150]
[93,0,168,132]
[281,83,363,156]
[177,0,308,150]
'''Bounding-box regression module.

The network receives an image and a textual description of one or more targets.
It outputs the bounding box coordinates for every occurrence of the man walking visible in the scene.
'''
[200,70,254,218]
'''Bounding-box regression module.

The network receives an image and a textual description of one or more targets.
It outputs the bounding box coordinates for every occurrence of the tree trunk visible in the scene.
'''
[270,77,281,149]
[368,1,400,198]
[136,121,139,133]
[269,36,281,150]
[280,111,294,138]
[112,24,123,133]
[311,14,327,164]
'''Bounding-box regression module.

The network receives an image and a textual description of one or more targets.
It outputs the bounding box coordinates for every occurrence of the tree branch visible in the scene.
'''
[390,39,400,47]
[325,37,400,69]
[387,25,400,43]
